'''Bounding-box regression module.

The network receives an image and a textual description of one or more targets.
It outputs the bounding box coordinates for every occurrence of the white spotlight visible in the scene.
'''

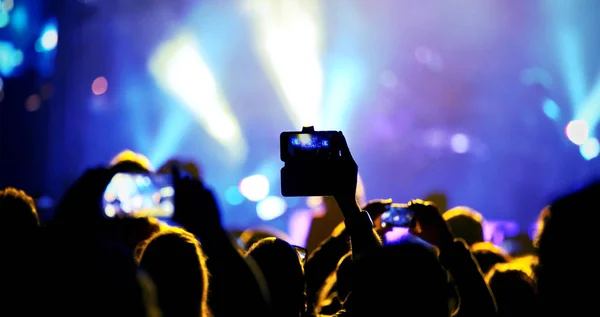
[256,196,287,221]
[239,174,270,202]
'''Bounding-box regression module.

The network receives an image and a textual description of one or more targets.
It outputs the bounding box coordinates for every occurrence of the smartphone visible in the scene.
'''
[381,203,414,228]
[280,127,342,197]
[293,245,307,263]
[103,173,174,219]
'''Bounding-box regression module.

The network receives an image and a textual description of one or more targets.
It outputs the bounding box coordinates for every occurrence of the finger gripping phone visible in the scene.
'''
[381,203,415,228]
[103,173,175,219]
[280,126,342,197]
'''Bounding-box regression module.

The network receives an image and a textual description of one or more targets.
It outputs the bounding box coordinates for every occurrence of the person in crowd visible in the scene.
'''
[314,251,353,315]
[158,158,201,180]
[314,270,339,316]
[0,187,40,232]
[443,206,485,246]
[343,200,497,317]
[245,237,306,317]
[502,233,536,257]
[509,254,538,280]
[425,192,449,213]
[108,150,168,252]
[7,128,597,317]
[334,252,353,307]
[304,199,391,315]
[137,227,211,317]
[238,226,293,250]
[0,187,43,314]
[471,242,510,274]
[53,153,164,256]
[173,176,272,317]
[485,264,535,317]
[536,181,600,316]
[348,240,454,316]
[110,149,154,172]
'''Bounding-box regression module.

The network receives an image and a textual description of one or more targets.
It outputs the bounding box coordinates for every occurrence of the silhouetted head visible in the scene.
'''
[109,150,154,173]
[137,228,210,317]
[485,265,535,317]
[239,227,292,250]
[0,187,40,231]
[502,233,535,257]
[246,237,305,317]
[335,252,353,302]
[351,240,452,317]
[536,181,600,314]
[425,192,448,213]
[443,206,484,246]
[118,217,166,255]
[158,159,202,180]
[1,202,43,314]
[471,242,510,274]
[510,255,538,280]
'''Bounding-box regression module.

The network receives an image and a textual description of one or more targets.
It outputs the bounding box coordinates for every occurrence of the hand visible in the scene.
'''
[408,199,454,250]
[55,168,117,223]
[332,132,360,217]
[172,177,222,236]
[158,159,201,180]
[363,198,392,219]
[363,199,393,234]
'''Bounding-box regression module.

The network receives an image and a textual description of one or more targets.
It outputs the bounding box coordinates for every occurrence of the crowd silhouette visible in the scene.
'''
[0,136,594,317]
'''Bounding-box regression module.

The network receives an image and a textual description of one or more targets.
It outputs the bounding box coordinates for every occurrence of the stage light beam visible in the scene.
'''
[149,34,247,163]
[242,0,324,128]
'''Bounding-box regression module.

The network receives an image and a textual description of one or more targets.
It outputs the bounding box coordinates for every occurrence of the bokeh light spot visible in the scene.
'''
[542,99,560,120]
[450,133,470,154]
[0,11,9,28]
[225,185,245,206]
[565,119,589,145]
[256,196,287,221]
[40,29,58,50]
[1,0,14,12]
[25,94,41,112]
[306,196,323,208]
[580,138,599,161]
[239,174,270,202]
[10,6,27,33]
[92,76,108,95]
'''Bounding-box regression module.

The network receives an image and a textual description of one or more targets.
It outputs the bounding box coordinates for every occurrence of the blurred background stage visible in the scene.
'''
[1,0,599,242]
